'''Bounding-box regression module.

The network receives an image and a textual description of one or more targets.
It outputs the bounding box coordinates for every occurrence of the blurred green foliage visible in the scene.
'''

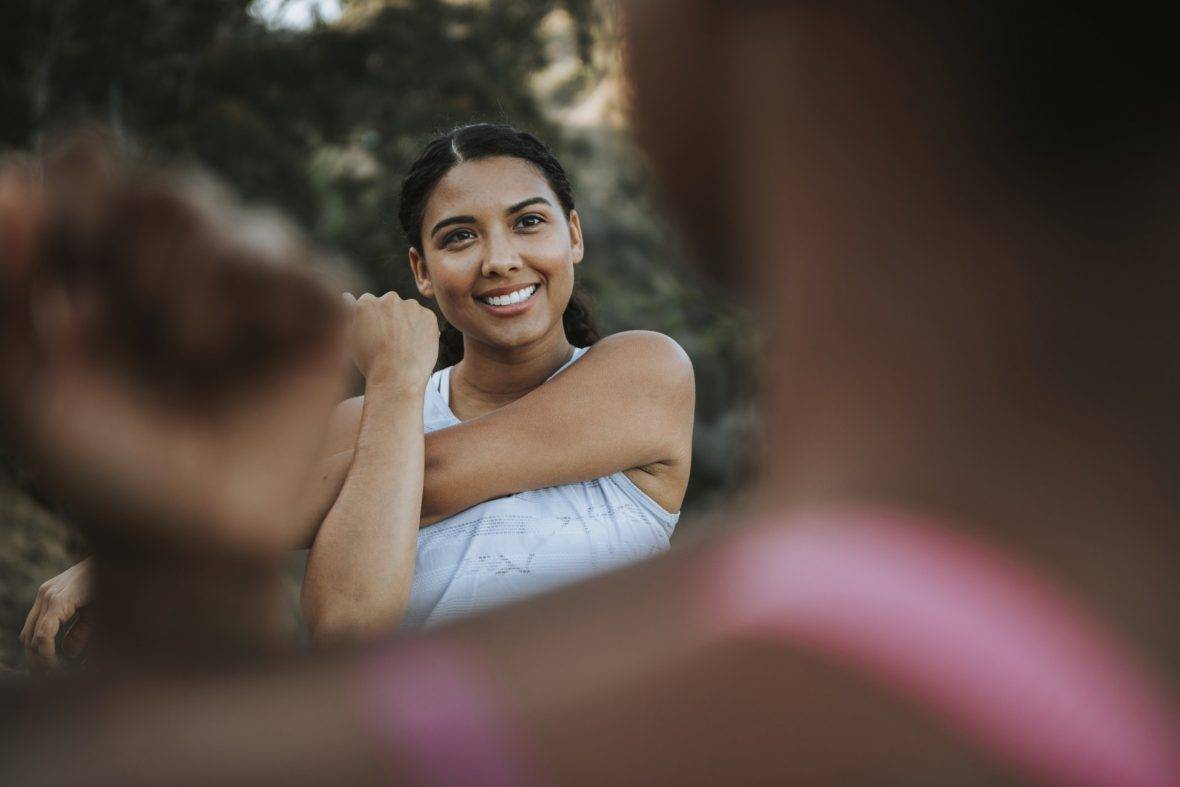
[0,0,757,669]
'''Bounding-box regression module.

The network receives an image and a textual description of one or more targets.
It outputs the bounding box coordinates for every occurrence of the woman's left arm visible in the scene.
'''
[295,330,695,536]
[421,330,695,522]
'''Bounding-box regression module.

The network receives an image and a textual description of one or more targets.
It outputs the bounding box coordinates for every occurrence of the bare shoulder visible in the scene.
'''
[582,331,695,397]
[586,333,695,508]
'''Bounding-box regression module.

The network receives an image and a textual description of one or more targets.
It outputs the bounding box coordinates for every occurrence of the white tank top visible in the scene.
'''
[400,347,679,629]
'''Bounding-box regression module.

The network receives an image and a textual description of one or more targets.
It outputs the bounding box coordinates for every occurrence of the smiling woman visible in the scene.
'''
[400,125,602,373]
[298,123,694,634]
[410,155,584,370]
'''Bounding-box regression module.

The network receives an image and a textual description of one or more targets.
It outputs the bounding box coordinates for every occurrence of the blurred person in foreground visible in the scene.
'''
[0,135,440,673]
[3,3,1180,786]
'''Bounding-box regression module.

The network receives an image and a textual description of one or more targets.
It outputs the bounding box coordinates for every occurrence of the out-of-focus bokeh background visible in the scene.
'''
[0,0,758,670]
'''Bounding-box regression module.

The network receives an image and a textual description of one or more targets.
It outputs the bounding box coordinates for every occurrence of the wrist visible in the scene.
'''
[363,361,430,395]
[364,378,430,404]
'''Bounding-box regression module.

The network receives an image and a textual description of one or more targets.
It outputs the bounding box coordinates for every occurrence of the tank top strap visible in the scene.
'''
[434,346,588,411]
[436,365,453,407]
[548,345,589,380]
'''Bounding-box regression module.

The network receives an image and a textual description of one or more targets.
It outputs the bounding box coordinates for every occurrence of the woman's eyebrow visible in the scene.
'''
[429,197,551,239]
[430,214,477,239]
[505,196,551,214]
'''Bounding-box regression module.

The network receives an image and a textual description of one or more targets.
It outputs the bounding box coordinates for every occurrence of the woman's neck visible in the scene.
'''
[449,328,573,420]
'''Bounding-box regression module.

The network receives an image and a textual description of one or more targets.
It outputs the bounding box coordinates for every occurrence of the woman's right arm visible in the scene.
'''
[298,292,438,645]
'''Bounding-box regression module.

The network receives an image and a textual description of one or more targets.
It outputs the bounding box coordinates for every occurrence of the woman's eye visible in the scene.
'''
[443,229,475,246]
[516,214,545,229]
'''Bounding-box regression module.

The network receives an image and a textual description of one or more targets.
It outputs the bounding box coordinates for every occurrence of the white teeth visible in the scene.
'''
[482,284,536,307]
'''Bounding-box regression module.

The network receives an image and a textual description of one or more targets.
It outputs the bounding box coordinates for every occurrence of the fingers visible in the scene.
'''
[28,593,72,670]
[61,607,95,659]
[22,575,85,669]
[19,591,45,651]
[347,291,407,304]
[342,290,437,379]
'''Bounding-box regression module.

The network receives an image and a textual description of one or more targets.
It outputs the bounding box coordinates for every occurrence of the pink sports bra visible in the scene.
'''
[357,507,1180,786]
[702,507,1180,786]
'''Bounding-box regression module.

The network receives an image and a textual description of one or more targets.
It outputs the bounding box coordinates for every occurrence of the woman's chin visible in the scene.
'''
[470,319,560,353]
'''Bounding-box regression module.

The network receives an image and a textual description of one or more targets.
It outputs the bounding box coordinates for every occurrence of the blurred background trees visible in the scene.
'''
[0,0,757,669]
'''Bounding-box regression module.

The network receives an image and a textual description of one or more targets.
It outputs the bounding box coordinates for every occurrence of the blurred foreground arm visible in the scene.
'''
[0,528,1002,787]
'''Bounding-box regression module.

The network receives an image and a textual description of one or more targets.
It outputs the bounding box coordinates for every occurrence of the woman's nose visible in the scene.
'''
[481,231,523,278]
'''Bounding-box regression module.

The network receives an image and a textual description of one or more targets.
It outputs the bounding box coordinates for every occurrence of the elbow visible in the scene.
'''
[300,588,339,647]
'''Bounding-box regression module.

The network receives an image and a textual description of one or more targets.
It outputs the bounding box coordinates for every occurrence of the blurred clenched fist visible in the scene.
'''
[342,291,439,388]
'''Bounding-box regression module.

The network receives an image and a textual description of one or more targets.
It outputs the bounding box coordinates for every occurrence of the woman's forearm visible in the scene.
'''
[289,450,354,549]
[300,376,426,644]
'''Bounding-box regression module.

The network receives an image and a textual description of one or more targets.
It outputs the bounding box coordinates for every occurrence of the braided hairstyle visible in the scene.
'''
[397,123,600,368]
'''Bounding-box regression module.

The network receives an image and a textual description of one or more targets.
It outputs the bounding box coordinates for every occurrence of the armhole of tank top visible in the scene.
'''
[610,469,680,526]
[561,344,679,527]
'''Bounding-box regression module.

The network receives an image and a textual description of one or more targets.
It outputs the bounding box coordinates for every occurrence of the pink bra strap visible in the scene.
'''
[699,507,1180,787]
[356,643,541,787]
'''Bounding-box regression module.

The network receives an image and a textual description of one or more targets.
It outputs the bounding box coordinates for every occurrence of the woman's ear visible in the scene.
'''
[568,210,584,265]
[408,247,434,298]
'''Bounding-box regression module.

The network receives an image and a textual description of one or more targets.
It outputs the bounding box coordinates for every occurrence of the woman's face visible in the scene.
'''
[409,156,583,353]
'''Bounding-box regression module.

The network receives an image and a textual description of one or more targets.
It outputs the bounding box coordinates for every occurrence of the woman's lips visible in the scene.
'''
[475,283,540,316]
